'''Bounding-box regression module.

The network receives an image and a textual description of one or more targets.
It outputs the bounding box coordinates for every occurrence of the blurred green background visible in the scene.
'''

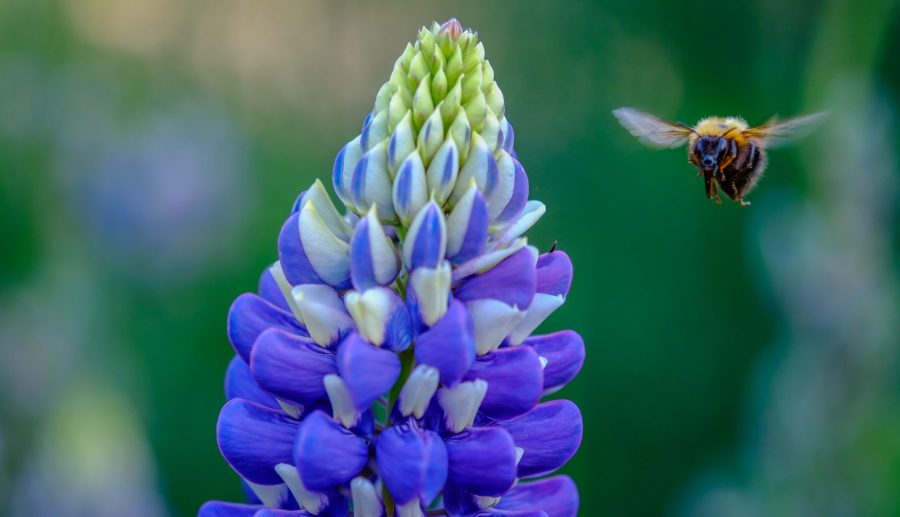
[1,1,898,516]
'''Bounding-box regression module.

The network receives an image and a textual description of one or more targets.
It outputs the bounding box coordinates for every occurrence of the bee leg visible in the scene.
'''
[703,172,715,200]
[739,199,752,207]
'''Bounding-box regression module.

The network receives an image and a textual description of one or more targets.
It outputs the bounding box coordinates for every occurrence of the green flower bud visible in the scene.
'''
[337,18,514,224]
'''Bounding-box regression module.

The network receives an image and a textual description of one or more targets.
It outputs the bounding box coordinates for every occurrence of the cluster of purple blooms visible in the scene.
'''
[201,19,584,517]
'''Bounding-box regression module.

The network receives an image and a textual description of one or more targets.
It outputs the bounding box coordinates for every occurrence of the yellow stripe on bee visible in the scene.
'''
[693,116,750,145]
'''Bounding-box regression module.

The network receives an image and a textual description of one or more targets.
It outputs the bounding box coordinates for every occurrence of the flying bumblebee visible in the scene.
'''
[612,107,825,205]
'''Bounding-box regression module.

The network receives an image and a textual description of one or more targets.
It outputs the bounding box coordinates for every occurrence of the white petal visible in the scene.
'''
[438,380,488,432]
[351,477,383,517]
[417,108,444,164]
[243,479,292,509]
[486,150,516,220]
[323,374,359,428]
[298,202,350,286]
[493,200,546,246]
[268,261,304,322]
[364,209,400,285]
[397,500,424,517]
[344,288,391,346]
[291,284,354,346]
[466,299,525,355]
[398,365,440,418]
[275,463,329,515]
[507,293,566,345]
[452,238,526,282]
[302,179,353,240]
[277,399,302,419]
[480,111,500,152]
[409,262,451,326]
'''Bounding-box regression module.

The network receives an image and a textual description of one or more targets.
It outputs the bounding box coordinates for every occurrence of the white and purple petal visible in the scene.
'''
[344,287,412,351]
[464,346,543,420]
[293,410,368,492]
[497,400,583,478]
[375,421,448,506]
[445,427,517,497]
[217,399,298,485]
[465,299,526,356]
[454,247,536,310]
[425,139,459,204]
[333,137,363,207]
[402,201,447,271]
[250,329,337,406]
[451,133,498,205]
[350,209,401,290]
[438,380,488,433]
[414,300,475,386]
[336,333,401,411]
[522,331,585,393]
[351,141,395,221]
[408,261,452,326]
[446,183,489,264]
[291,284,354,347]
[392,153,428,226]
[492,156,529,225]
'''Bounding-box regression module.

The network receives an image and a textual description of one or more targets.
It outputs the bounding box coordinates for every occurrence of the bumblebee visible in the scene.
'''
[612,107,825,205]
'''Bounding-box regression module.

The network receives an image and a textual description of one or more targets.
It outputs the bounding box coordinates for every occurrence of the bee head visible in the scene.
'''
[694,136,729,171]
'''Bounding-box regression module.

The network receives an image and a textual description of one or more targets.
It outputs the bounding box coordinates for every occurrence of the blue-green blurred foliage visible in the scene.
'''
[0,1,897,516]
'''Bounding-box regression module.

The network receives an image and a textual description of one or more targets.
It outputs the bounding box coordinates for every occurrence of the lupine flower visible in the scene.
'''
[203,19,585,517]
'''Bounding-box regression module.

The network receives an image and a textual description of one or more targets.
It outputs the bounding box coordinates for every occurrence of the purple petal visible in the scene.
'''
[217,400,298,485]
[250,329,337,406]
[258,267,290,312]
[454,248,536,309]
[278,212,325,286]
[535,251,573,297]
[228,293,307,363]
[198,501,261,517]
[293,411,368,491]
[497,400,583,478]
[253,510,313,517]
[522,331,584,392]
[414,301,475,386]
[336,333,402,411]
[464,346,543,420]
[494,158,529,225]
[445,427,517,497]
[225,355,279,409]
[333,143,350,202]
[495,476,578,517]
[375,420,448,505]
[350,212,400,291]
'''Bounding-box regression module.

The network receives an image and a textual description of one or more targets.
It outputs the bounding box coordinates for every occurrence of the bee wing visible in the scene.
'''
[743,112,827,148]
[612,107,693,149]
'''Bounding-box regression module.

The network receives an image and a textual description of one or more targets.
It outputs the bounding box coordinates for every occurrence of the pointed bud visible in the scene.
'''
[446,182,489,264]
[351,141,396,221]
[350,208,400,290]
[426,139,459,204]
[403,201,447,270]
[393,152,429,226]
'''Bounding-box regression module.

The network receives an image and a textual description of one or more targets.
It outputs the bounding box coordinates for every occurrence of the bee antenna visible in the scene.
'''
[549,240,558,253]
